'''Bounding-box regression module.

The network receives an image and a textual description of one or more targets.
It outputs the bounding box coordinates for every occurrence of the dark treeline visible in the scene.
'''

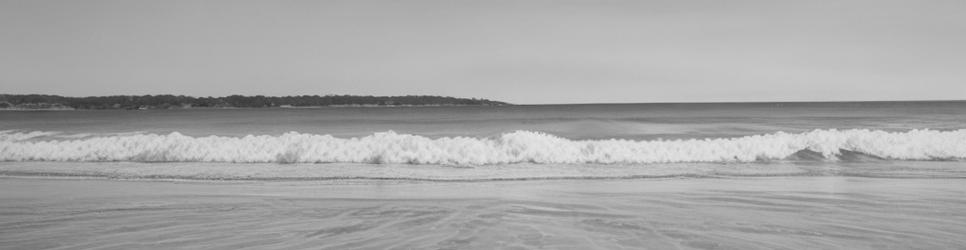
[0,94,510,110]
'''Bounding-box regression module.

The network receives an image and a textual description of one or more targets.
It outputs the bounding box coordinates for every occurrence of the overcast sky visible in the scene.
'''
[1,0,964,104]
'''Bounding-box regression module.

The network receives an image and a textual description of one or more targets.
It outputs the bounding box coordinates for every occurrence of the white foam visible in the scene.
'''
[1,129,964,165]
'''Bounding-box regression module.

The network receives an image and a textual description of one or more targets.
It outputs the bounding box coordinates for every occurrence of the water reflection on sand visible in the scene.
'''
[1,177,965,249]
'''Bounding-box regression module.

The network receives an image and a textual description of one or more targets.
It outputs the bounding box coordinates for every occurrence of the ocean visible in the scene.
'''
[2,102,965,249]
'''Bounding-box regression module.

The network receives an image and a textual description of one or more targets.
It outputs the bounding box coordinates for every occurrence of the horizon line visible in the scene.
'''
[525,99,966,106]
[3,93,964,106]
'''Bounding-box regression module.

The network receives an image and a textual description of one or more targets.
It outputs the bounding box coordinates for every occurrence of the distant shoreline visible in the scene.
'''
[0,105,516,111]
[2,94,962,111]
[0,105,509,111]
[0,94,510,110]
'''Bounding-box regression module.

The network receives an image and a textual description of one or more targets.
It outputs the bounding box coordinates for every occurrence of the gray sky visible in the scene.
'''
[1,0,964,104]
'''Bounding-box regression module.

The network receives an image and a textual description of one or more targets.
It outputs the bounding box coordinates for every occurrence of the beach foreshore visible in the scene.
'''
[2,161,965,182]
[1,176,964,249]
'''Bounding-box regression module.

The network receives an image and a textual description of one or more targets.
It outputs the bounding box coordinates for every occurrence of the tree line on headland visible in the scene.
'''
[0,94,510,110]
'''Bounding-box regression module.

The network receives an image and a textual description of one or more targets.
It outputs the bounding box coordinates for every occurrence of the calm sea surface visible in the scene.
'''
[3,101,965,139]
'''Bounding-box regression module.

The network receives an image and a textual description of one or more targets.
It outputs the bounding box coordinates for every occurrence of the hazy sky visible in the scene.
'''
[1,0,964,104]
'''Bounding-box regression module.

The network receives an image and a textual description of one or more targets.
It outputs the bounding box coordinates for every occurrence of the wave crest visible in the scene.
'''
[1,129,965,165]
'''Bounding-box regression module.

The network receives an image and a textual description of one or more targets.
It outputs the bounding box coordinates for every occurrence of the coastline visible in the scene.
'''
[4,99,965,111]
[0,104,510,111]
[1,161,964,183]
[0,94,511,111]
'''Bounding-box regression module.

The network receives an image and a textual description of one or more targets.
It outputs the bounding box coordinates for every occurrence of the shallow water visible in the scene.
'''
[4,102,966,167]
[2,160,966,181]
[1,177,964,249]
[2,102,965,249]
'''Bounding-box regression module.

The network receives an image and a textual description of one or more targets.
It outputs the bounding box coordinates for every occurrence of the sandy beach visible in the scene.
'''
[4,0,966,248]
[2,176,964,249]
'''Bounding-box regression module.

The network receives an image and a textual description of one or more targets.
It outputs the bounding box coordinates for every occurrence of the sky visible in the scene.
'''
[1,0,964,104]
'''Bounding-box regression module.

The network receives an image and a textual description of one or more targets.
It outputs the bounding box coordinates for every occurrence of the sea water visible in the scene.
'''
[1,102,965,249]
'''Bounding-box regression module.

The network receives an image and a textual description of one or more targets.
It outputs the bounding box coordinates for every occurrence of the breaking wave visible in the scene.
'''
[1,129,965,165]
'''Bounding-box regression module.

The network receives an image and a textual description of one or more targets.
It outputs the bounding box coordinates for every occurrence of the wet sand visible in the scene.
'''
[1,177,965,249]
